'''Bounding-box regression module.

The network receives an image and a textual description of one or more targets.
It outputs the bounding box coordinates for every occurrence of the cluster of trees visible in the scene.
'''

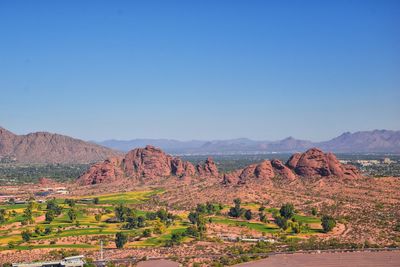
[272,203,311,234]
[115,204,179,231]
[115,204,146,229]
[226,200,337,234]
[20,225,54,243]
[0,209,18,224]
[228,198,254,221]
[45,199,63,223]
[0,163,89,184]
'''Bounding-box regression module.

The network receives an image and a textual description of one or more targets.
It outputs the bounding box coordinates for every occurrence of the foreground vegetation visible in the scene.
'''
[0,188,328,254]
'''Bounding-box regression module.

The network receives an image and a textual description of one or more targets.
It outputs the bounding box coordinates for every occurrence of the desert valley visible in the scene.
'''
[1,1,399,266]
[0,128,399,266]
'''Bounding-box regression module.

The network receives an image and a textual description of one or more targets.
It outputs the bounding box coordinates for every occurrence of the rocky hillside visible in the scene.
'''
[78,146,361,186]
[0,127,121,164]
[77,145,218,185]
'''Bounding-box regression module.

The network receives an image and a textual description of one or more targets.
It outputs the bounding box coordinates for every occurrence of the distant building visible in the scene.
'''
[13,255,85,267]
[382,158,394,164]
[56,189,69,195]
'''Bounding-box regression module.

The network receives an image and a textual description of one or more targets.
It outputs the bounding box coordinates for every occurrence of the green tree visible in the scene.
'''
[0,209,7,223]
[23,206,34,224]
[46,199,62,215]
[34,226,43,235]
[95,214,102,222]
[45,210,55,223]
[311,207,318,216]
[244,209,252,220]
[321,215,336,233]
[274,215,288,230]
[21,230,31,242]
[44,226,52,235]
[68,209,77,223]
[279,203,295,219]
[228,198,244,218]
[188,211,198,224]
[153,220,166,234]
[259,212,267,223]
[65,199,75,207]
[142,229,151,237]
[115,232,128,248]
[93,197,100,204]
[166,232,183,246]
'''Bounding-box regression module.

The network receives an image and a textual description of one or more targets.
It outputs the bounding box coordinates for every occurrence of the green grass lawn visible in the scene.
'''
[212,216,280,233]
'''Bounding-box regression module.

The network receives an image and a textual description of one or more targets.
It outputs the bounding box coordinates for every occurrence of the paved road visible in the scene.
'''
[136,259,181,267]
[234,250,400,267]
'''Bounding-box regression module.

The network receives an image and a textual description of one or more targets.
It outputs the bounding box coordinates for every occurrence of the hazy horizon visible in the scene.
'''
[1,0,399,141]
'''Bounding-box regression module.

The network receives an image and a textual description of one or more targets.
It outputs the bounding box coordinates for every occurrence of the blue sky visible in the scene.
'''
[0,0,399,141]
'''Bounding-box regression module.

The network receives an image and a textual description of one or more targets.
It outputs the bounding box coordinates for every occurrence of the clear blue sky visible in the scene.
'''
[0,0,399,141]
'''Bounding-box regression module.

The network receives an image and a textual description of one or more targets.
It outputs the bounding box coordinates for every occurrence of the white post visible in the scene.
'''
[100,240,104,261]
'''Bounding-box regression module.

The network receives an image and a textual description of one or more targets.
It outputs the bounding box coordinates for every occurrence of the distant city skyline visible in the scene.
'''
[1,0,399,141]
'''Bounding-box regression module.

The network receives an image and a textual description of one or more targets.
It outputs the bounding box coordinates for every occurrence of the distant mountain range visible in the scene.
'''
[0,127,121,163]
[1,127,399,164]
[96,130,400,154]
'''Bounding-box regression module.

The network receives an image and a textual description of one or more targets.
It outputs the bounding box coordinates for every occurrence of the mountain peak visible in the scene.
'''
[0,126,121,163]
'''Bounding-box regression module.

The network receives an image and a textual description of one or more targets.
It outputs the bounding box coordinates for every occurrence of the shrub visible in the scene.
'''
[279,203,295,219]
[321,215,336,233]
[115,232,128,249]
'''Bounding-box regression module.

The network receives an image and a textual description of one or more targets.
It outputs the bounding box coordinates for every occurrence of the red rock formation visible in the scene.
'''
[223,148,361,185]
[196,157,219,177]
[286,153,301,169]
[271,159,296,180]
[237,160,274,184]
[77,157,125,185]
[236,159,296,184]
[286,148,361,179]
[222,170,242,185]
[77,145,202,185]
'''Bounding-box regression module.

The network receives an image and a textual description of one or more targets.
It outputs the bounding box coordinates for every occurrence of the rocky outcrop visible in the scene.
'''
[122,145,196,178]
[286,153,302,169]
[0,126,121,164]
[271,159,296,180]
[222,148,361,185]
[77,157,125,185]
[286,148,361,179]
[196,157,219,177]
[236,159,296,184]
[77,145,216,185]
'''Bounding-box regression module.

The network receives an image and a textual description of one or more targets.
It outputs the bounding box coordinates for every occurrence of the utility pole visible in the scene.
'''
[100,240,104,261]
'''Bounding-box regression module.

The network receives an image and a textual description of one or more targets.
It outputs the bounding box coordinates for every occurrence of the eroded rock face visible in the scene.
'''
[237,160,274,184]
[222,148,361,185]
[286,153,301,169]
[77,157,125,185]
[123,146,173,178]
[271,159,296,180]
[286,148,361,179]
[77,145,207,185]
[196,157,219,177]
[236,159,296,184]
